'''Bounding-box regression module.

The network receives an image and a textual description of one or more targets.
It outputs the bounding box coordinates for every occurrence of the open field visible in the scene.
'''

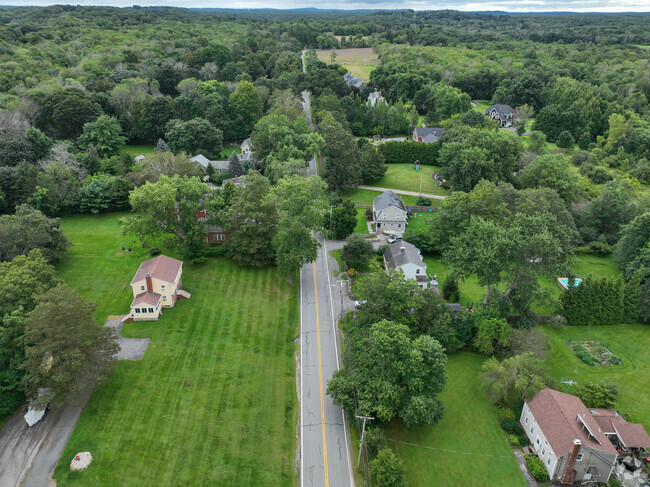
[315,48,379,81]
[54,214,298,486]
[374,164,447,197]
[384,353,526,487]
[122,144,155,158]
[543,324,650,430]
[354,208,369,234]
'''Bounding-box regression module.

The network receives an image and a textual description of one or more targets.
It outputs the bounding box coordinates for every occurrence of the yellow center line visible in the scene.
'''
[312,259,329,487]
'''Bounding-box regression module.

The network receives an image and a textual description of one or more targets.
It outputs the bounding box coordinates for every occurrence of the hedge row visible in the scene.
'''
[559,276,639,326]
[378,141,440,165]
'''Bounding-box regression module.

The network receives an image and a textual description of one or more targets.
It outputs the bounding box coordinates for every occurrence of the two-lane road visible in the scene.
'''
[300,235,353,487]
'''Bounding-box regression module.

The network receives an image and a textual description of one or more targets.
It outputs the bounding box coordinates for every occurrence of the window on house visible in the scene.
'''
[530,427,534,434]
[163,296,167,302]
[161,285,166,292]
[542,449,546,456]
[547,458,551,466]
[135,308,141,314]
[525,417,529,424]
[140,285,145,291]
[576,454,583,461]
[545,440,548,446]
[396,214,400,219]
[416,269,420,274]
[397,224,401,228]
[383,214,387,219]
[536,438,540,446]
[148,307,154,313]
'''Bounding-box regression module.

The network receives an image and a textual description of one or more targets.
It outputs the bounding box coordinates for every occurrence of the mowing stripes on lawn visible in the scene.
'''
[53,214,298,487]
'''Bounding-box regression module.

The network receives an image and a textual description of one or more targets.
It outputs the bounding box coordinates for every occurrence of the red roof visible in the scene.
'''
[130,255,182,285]
[130,292,161,308]
[526,388,617,456]
[590,409,650,448]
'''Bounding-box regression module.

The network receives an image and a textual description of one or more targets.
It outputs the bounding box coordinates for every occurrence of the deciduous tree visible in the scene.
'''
[22,284,118,408]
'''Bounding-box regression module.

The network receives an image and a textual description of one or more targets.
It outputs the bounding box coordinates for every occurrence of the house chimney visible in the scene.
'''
[561,439,582,484]
[145,274,153,293]
[388,202,392,206]
[400,246,406,254]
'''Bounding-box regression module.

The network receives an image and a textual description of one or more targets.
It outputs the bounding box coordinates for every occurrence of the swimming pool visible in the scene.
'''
[557,277,582,290]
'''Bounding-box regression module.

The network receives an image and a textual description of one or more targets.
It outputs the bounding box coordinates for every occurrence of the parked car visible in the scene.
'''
[354,300,367,309]
[387,234,402,244]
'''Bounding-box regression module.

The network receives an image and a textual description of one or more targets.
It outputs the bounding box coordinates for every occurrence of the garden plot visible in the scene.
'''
[570,340,622,366]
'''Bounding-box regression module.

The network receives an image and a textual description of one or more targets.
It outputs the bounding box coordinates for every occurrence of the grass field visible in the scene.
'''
[53,214,298,486]
[122,144,155,158]
[315,48,379,81]
[354,208,370,234]
[219,146,242,160]
[342,188,418,206]
[384,353,526,487]
[374,164,447,197]
[543,324,650,430]
[422,252,621,310]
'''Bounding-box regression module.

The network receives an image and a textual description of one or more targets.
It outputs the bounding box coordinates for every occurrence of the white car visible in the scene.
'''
[387,234,402,244]
[354,300,367,309]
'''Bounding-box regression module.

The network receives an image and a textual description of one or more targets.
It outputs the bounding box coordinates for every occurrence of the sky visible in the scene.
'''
[7,0,650,12]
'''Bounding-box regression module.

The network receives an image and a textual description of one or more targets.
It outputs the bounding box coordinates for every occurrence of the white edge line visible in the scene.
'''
[299,266,304,487]
[323,238,355,487]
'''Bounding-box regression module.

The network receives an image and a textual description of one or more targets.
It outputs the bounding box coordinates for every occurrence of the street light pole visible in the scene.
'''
[356,415,374,470]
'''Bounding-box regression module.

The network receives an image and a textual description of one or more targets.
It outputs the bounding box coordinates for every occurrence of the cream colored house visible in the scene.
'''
[123,255,190,322]
[373,190,408,236]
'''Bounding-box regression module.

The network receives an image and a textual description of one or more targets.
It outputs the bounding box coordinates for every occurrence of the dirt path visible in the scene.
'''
[513,448,539,487]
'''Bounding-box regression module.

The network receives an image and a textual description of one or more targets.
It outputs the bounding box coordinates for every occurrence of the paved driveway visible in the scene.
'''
[0,318,149,486]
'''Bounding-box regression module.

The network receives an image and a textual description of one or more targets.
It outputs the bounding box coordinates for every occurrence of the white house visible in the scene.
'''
[485,104,516,127]
[373,190,408,236]
[521,388,625,484]
[384,241,428,289]
[367,91,386,107]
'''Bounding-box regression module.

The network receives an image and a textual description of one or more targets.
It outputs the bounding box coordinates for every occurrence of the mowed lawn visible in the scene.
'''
[315,47,379,80]
[122,144,155,158]
[374,164,447,197]
[54,214,298,486]
[543,324,650,431]
[384,353,526,487]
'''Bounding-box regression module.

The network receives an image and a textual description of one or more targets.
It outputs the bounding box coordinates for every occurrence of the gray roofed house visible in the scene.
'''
[373,190,408,236]
[343,72,364,92]
[191,154,230,172]
[384,241,428,289]
[412,127,444,143]
[485,104,516,127]
[443,303,463,313]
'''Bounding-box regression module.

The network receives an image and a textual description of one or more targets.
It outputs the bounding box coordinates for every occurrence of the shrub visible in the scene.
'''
[609,355,621,365]
[508,434,520,447]
[499,417,520,434]
[365,208,373,221]
[545,315,567,329]
[497,407,515,421]
[379,140,440,165]
[525,455,549,481]
[148,247,161,256]
[441,273,460,302]
[370,449,407,487]
[415,196,432,206]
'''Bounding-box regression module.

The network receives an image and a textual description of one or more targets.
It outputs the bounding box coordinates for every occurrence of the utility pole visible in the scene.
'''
[356,415,374,470]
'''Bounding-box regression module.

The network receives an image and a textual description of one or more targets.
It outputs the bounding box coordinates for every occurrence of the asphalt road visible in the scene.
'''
[300,235,353,487]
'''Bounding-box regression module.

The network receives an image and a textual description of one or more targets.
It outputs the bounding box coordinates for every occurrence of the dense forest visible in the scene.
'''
[0,6,649,442]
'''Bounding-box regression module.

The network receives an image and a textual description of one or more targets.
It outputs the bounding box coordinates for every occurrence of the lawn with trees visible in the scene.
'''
[542,324,650,432]
[53,213,299,486]
[384,353,527,487]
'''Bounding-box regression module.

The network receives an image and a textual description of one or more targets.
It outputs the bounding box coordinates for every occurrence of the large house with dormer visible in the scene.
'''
[373,190,408,236]
[124,255,190,322]
[521,388,650,484]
